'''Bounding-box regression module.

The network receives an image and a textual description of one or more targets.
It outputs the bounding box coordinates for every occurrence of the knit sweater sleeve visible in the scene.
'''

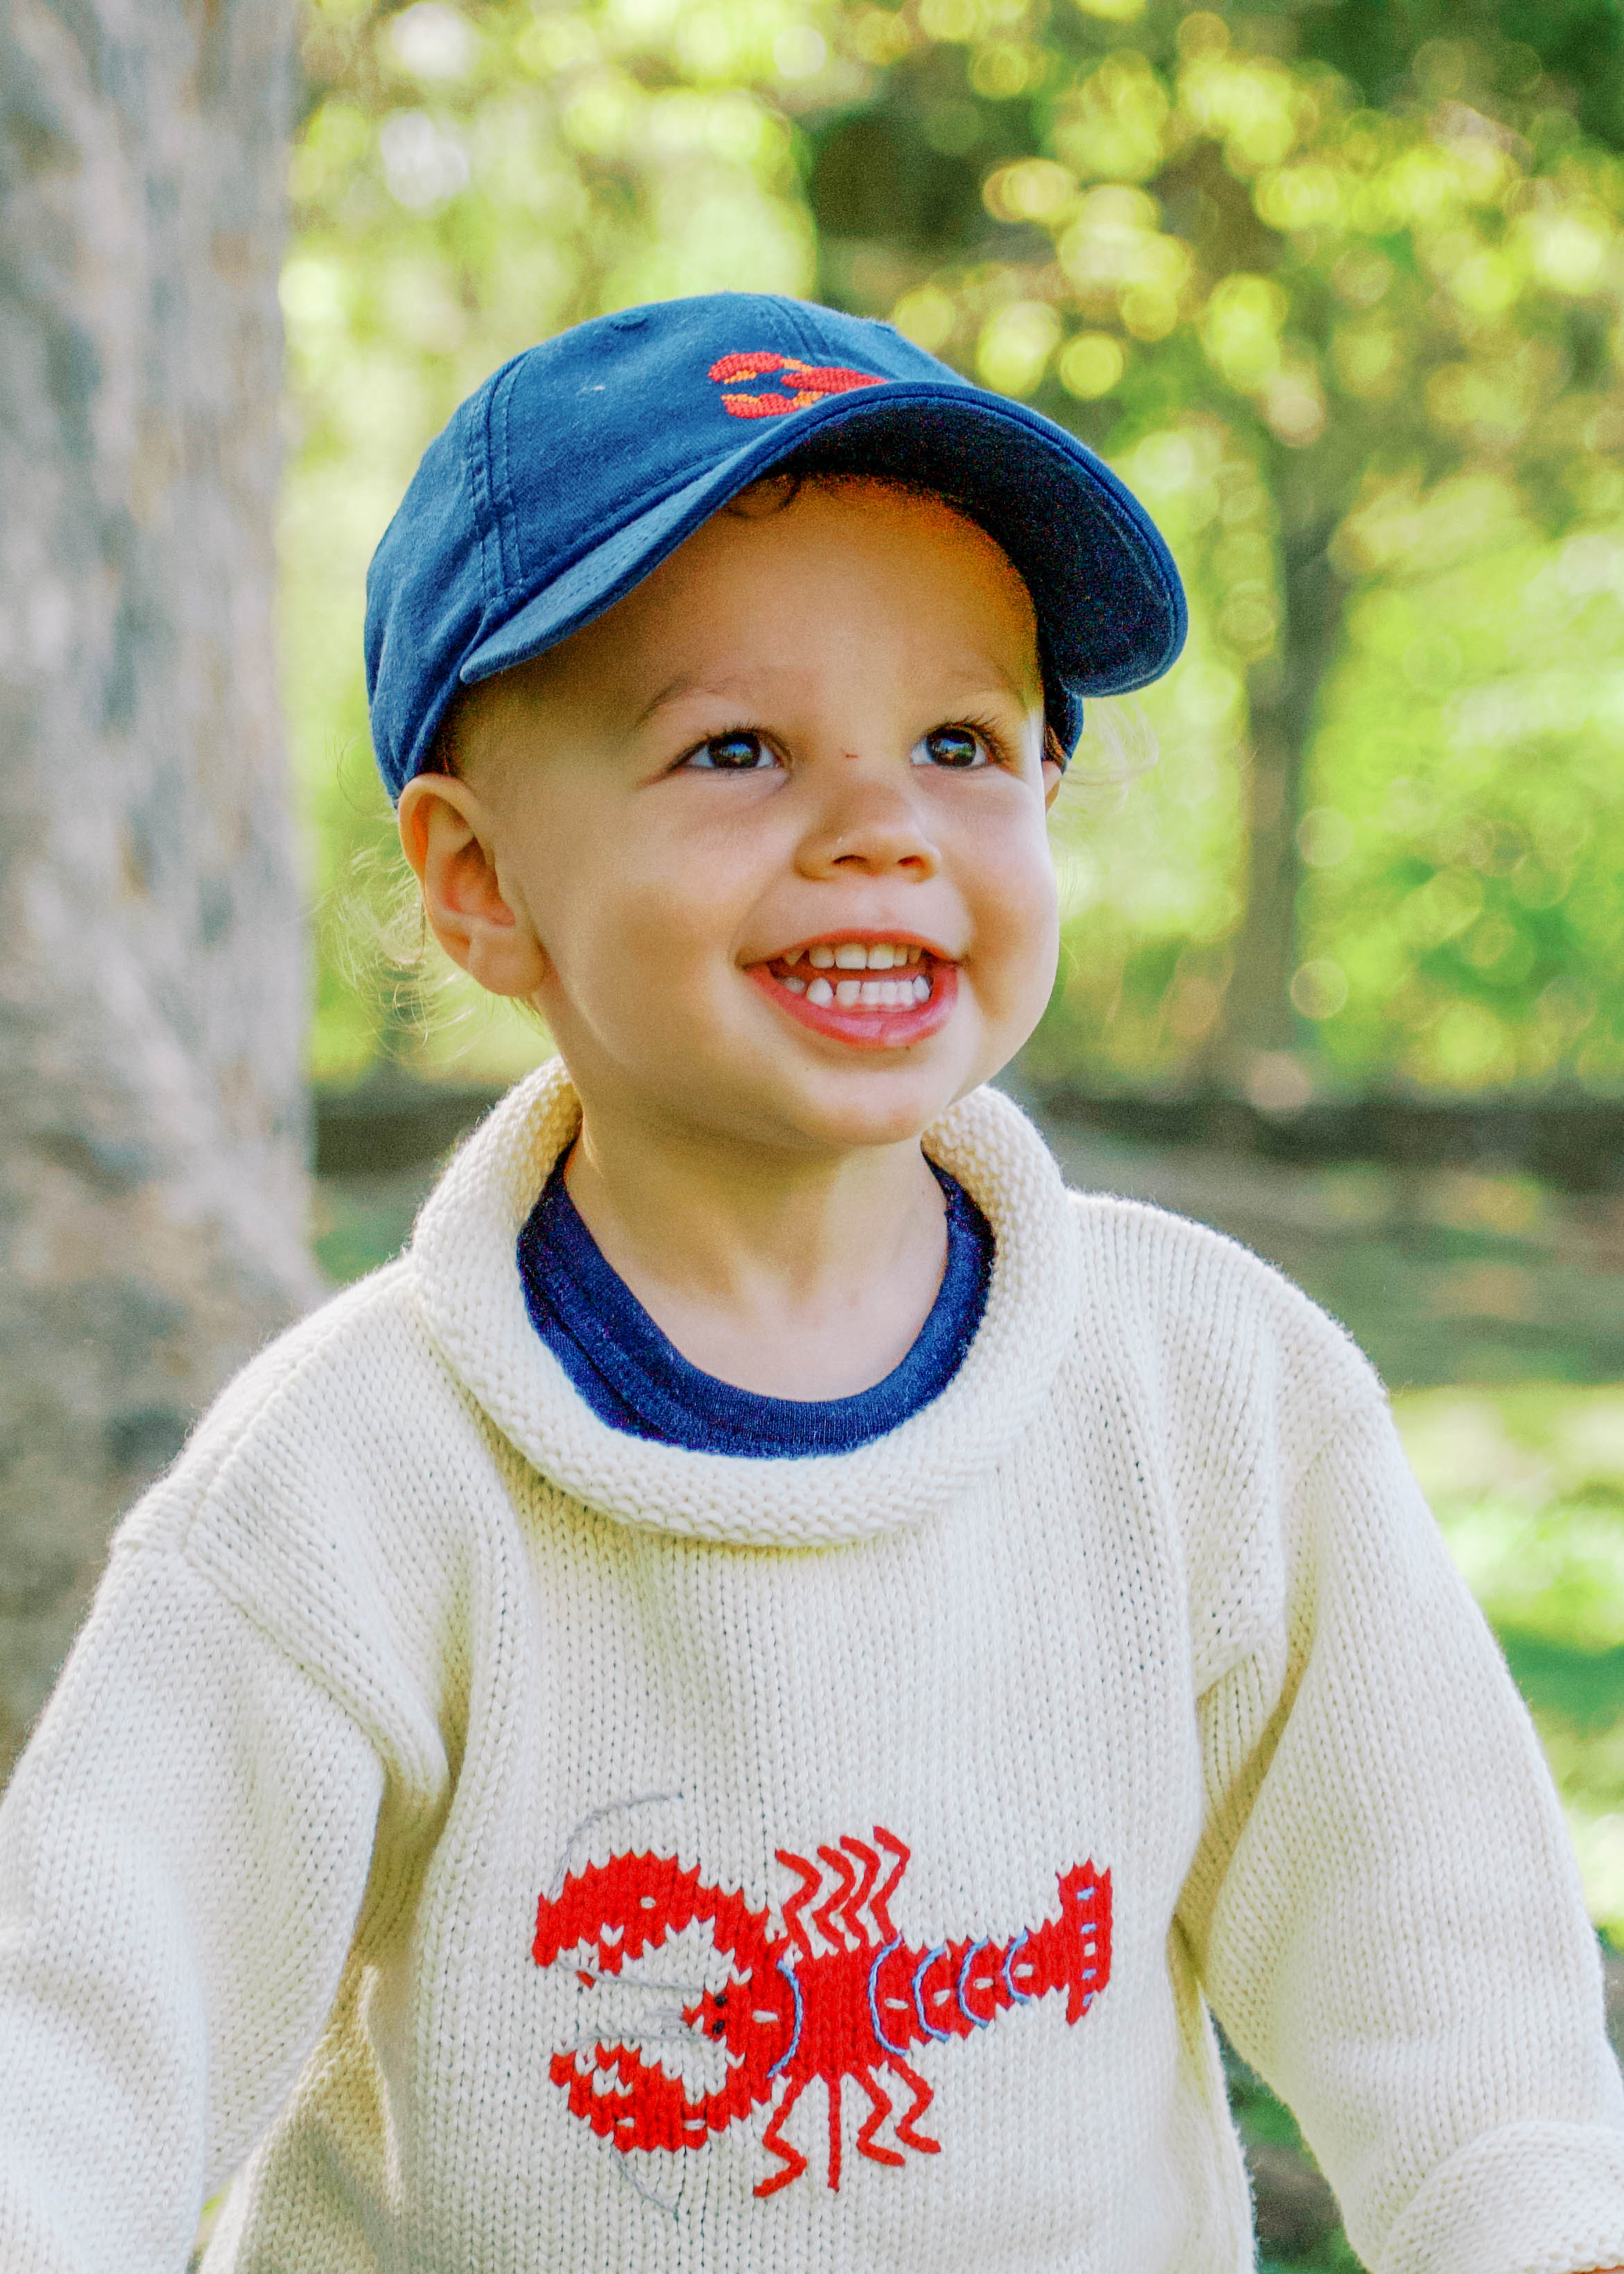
[1179,1392,1624,2274]
[0,1531,386,2274]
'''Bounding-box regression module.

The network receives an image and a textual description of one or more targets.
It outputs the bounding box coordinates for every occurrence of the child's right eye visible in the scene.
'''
[682,732,778,771]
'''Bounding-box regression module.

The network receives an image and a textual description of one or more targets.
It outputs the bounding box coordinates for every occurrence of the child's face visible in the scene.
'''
[401,475,1063,1157]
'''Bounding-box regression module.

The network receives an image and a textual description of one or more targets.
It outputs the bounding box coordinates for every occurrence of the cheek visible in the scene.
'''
[963,809,1062,998]
[536,834,751,1015]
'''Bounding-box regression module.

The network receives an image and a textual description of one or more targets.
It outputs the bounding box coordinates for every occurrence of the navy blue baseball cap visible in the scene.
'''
[365,292,1186,800]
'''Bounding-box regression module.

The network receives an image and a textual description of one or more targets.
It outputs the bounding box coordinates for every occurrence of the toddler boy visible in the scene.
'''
[1,292,1622,2274]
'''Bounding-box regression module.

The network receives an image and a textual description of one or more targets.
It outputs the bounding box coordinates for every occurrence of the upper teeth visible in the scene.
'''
[793,942,920,970]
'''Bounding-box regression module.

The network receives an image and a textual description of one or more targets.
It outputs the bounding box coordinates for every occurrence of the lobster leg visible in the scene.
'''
[840,1837,881,1942]
[888,2058,941,2155]
[814,1847,858,1953]
[827,2074,843,2191]
[774,1851,820,1963]
[869,1828,910,1943]
[754,2076,810,2198]
[854,2067,905,2169]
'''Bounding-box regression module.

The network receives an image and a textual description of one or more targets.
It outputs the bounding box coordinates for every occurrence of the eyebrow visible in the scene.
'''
[970,657,1042,709]
[631,675,758,730]
[632,659,1039,732]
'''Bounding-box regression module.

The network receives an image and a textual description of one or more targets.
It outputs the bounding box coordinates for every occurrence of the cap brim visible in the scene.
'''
[460,383,1184,721]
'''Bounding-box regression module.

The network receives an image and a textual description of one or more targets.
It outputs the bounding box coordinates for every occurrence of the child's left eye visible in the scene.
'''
[912,725,990,770]
[683,732,778,771]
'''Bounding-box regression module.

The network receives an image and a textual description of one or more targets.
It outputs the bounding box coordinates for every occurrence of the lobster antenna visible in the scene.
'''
[608,2148,682,2217]
[546,1790,684,1900]
[869,1827,911,1943]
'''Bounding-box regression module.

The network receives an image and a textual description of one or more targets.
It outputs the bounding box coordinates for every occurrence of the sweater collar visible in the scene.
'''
[408,1058,1079,1547]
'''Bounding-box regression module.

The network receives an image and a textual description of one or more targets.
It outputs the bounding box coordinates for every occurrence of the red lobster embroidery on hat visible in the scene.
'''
[708,350,888,420]
[533,1826,1110,2196]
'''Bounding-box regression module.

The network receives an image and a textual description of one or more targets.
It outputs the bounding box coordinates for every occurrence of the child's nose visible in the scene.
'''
[795,764,941,882]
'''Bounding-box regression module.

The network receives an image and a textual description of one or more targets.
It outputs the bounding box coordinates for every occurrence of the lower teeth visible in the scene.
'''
[794,972,931,1007]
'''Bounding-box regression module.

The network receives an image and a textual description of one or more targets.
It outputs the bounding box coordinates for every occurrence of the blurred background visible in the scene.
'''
[293,0,1624,1105]
[3,2,1623,2263]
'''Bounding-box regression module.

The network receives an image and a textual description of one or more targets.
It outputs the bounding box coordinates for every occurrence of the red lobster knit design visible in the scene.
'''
[707,350,886,419]
[532,1827,1110,2196]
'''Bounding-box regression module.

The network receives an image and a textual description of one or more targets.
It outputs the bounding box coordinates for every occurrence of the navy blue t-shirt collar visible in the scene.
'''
[517,1155,994,1459]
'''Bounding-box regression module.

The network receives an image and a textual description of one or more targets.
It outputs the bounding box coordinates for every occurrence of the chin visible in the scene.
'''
[769,1052,990,1153]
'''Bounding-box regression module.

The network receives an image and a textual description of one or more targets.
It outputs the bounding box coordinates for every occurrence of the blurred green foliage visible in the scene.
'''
[1400,1380,1624,1935]
[283,0,1624,1097]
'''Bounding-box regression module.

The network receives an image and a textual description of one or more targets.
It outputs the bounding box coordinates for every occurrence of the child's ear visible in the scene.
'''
[397,775,548,999]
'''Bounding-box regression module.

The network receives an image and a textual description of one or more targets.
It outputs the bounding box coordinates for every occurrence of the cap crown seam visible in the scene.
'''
[464,379,504,629]
[777,297,842,363]
[492,365,524,593]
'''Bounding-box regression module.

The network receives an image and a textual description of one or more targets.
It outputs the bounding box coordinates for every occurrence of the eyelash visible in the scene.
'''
[676,718,1014,775]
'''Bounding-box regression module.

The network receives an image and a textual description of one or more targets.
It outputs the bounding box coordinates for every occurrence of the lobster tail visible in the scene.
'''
[1010,1863,1112,2024]
[1058,1862,1111,2022]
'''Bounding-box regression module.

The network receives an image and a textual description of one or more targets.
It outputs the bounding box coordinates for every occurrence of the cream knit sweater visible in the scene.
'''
[1,1062,1621,2274]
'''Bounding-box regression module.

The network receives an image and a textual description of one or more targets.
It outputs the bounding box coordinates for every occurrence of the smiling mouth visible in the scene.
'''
[770,938,939,1009]
[749,936,958,1047]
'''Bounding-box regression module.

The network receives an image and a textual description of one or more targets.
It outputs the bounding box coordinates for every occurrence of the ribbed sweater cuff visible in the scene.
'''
[1376,2121,1624,2274]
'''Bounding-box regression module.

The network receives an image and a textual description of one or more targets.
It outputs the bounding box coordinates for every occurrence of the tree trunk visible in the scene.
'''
[1202,510,1347,1101]
[0,0,315,1777]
